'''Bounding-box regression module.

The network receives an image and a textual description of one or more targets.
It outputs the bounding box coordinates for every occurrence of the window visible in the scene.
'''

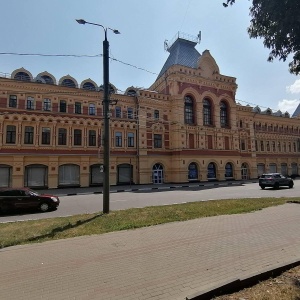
[24,126,34,144]
[82,82,96,91]
[266,141,270,151]
[240,139,246,151]
[27,97,34,110]
[154,134,162,148]
[89,103,96,115]
[9,95,17,108]
[41,127,51,145]
[89,130,96,146]
[261,141,264,151]
[128,132,134,147]
[203,98,212,125]
[127,107,133,119]
[6,125,16,144]
[188,163,198,180]
[272,141,276,151]
[115,132,122,147]
[278,142,281,152]
[75,102,81,114]
[225,163,233,178]
[59,100,67,113]
[61,79,76,88]
[74,129,82,145]
[58,128,67,145]
[220,101,228,127]
[154,110,159,120]
[14,71,31,81]
[184,96,194,124]
[115,106,121,118]
[43,98,51,111]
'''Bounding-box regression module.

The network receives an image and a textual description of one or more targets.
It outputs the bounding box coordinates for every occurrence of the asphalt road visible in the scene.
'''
[0,182,298,223]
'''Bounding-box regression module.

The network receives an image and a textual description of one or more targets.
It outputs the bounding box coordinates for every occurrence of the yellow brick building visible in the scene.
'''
[0,33,299,188]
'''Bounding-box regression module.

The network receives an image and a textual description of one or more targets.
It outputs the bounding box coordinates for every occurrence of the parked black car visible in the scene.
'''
[0,188,60,213]
[259,173,294,189]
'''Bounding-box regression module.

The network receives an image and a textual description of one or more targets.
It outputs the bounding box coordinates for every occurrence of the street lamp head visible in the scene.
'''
[113,29,121,34]
[76,19,86,25]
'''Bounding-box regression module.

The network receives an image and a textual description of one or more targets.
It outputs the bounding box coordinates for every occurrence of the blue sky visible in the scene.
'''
[1,0,299,114]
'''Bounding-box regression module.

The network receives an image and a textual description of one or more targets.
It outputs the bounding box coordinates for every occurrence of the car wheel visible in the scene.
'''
[39,202,50,212]
[274,182,280,189]
[260,185,265,189]
[289,182,294,189]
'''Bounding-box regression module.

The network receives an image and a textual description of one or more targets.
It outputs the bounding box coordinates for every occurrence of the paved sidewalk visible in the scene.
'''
[1,203,300,300]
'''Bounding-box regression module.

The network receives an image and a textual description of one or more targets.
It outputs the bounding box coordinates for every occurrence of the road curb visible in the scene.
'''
[63,181,249,197]
[186,259,300,300]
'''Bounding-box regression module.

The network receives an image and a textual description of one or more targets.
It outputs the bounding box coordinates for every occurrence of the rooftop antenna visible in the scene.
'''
[197,31,201,44]
[164,39,169,52]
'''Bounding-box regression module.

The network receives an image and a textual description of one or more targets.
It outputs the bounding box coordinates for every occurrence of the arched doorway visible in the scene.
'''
[25,164,48,188]
[241,163,249,180]
[58,164,80,187]
[225,162,233,179]
[117,164,133,185]
[152,163,164,184]
[188,162,199,181]
[0,164,12,187]
[207,162,217,180]
[90,164,104,186]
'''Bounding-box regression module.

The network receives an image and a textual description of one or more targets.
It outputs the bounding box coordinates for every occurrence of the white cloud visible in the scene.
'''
[286,79,300,94]
[277,99,300,115]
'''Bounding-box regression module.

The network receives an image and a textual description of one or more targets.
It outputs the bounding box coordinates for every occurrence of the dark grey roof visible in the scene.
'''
[292,102,300,117]
[157,38,201,80]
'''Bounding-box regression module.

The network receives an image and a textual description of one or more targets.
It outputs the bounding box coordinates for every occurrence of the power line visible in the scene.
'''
[0,52,158,76]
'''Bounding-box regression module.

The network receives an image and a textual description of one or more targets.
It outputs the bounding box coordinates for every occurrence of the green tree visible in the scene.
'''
[223,0,300,74]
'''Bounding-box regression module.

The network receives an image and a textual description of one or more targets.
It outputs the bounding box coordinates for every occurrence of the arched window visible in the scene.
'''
[41,75,54,85]
[188,163,198,181]
[203,99,212,125]
[225,163,233,178]
[207,163,216,179]
[14,71,31,81]
[220,101,228,127]
[184,96,194,124]
[82,82,96,91]
[61,79,76,88]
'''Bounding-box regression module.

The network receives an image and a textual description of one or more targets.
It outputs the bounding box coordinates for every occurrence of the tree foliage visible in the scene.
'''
[223,0,300,75]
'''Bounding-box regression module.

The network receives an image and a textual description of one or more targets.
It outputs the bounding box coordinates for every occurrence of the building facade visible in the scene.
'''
[0,33,299,188]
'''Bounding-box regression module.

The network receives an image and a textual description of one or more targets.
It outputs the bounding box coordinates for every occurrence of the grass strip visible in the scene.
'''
[0,197,294,249]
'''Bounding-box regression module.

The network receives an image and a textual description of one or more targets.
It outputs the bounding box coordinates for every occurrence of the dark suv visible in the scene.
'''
[0,188,60,213]
[259,173,294,189]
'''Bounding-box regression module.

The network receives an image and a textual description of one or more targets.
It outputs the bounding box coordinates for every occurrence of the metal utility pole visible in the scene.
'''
[76,19,120,214]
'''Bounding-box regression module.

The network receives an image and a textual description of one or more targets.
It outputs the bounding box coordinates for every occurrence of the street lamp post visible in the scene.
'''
[76,19,120,214]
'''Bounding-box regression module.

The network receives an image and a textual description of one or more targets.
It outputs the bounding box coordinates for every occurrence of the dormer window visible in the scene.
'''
[14,71,31,81]
[61,79,76,88]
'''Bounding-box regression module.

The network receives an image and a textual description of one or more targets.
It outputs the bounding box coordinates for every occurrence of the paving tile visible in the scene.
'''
[1,204,300,300]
